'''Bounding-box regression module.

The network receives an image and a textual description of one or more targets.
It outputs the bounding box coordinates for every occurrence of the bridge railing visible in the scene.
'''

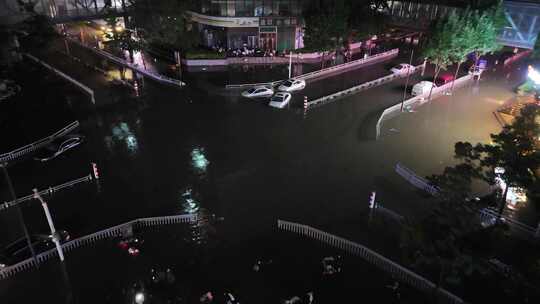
[225,48,399,90]
[0,213,198,280]
[277,219,465,304]
[0,121,79,163]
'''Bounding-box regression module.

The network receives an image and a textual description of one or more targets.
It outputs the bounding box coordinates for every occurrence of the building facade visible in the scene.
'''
[189,0,303,51]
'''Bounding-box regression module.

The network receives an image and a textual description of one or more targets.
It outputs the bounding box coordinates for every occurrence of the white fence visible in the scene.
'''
[0,213,198,280]
[376,74,473,139]
[0,121,79,163]
[25,53,95,104]
[66,37,185,87]
[277,219,465,304]
[306,64,423,110]
[478,208,540,238]
[225,48,399,90]
[395,163,440,196]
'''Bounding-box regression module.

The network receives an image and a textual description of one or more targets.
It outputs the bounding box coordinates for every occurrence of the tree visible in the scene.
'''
[422,18,453,99]
[449,104,540,220]
[128,0,198,54]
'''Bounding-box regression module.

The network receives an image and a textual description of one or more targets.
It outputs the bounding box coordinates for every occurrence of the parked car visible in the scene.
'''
[241,86,274,98]
[0,231,70,268]
[277,79,306,92]
[411,81,436,96]
[390,63,413,74]
[34,135,85,162]
[269,92,292,108]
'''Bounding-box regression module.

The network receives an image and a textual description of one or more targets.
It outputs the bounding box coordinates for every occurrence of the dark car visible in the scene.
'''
[33,134,85,162]
[0,231,70,268]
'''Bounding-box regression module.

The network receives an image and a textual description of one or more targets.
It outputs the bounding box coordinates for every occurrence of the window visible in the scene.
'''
[254,0,263,16]
[227,0,235,16]
[263,0,273,16]
[279,0,290,15]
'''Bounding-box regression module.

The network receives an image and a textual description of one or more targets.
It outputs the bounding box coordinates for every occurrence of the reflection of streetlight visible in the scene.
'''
[115,26,124,33]
[135,292,145,304]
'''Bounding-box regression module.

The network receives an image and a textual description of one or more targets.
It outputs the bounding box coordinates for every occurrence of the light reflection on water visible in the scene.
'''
[104,121,140,156]
[179,187,213,244]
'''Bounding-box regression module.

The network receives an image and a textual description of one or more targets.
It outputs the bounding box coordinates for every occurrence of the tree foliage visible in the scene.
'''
[127,0,198,52]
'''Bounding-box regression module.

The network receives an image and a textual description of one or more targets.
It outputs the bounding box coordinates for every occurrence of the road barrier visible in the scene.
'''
[375,74,473,139]
[0,213,198,280]
[225,48,399,90]
[395,163,440,196]
[478,208,540,239]
[66,37,185,87]
[306,64,423,110]
[0,121,79,163]
[25,53,95,104]
[277,219,465,304]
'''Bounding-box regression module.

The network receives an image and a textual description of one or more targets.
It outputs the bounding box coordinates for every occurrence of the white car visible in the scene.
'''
[411,81,436,96]
[390,63,413,74]
[277,79,306,92]
[241,86,274,98]
[269,92,292,108]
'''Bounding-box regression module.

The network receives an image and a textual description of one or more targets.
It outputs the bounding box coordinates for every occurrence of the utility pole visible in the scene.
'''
[288,50,293,79]
[32,189,65,262]
[0,163,38,266]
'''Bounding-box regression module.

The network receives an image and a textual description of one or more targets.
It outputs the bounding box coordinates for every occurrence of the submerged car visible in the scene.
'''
[277,79,306,92]
[390,63,413,74]
[269,92,292,109]
[0,231,70,268]
[34,135,85,162]
[241,86,274,98]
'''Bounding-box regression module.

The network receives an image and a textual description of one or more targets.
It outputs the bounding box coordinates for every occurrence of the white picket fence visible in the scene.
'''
[0,213,198,280]
[376,74,474,139]
[395,163,440,196]
[277,219,465,304]
[0,121,79,163]
[225,48,399,90]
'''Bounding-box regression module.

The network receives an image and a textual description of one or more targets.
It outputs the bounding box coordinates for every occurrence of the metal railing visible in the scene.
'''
[478,208,540,237]
[66,37,186,87]
[0,213,198,280]
[225,48,399,90]
[277,219,465,304]
[306,64,423,110]
[25,53,96,104]
[0,174,93,212]
[395,163,440,196]
[376,74,473,139]
[0,121,79,163]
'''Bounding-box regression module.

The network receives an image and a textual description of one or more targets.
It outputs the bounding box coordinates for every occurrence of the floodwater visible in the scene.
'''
[0,30,535,303]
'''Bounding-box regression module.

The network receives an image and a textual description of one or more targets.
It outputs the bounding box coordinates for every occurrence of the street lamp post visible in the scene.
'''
[288,50,293,79]
[32,189,65,262]
[0,163,38,266]
[401,49,414,112]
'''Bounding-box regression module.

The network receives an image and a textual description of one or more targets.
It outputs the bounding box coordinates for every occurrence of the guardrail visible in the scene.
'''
[376,74,473,139]
[225,48,399,90]
[306,64,423,110]
[25,53,95,104]
[0,121,79,163]
[277,219,465,304]
[0,213,198,280]
[66,37,186,88]
[395,163,440,196]
[478,208,540,238]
